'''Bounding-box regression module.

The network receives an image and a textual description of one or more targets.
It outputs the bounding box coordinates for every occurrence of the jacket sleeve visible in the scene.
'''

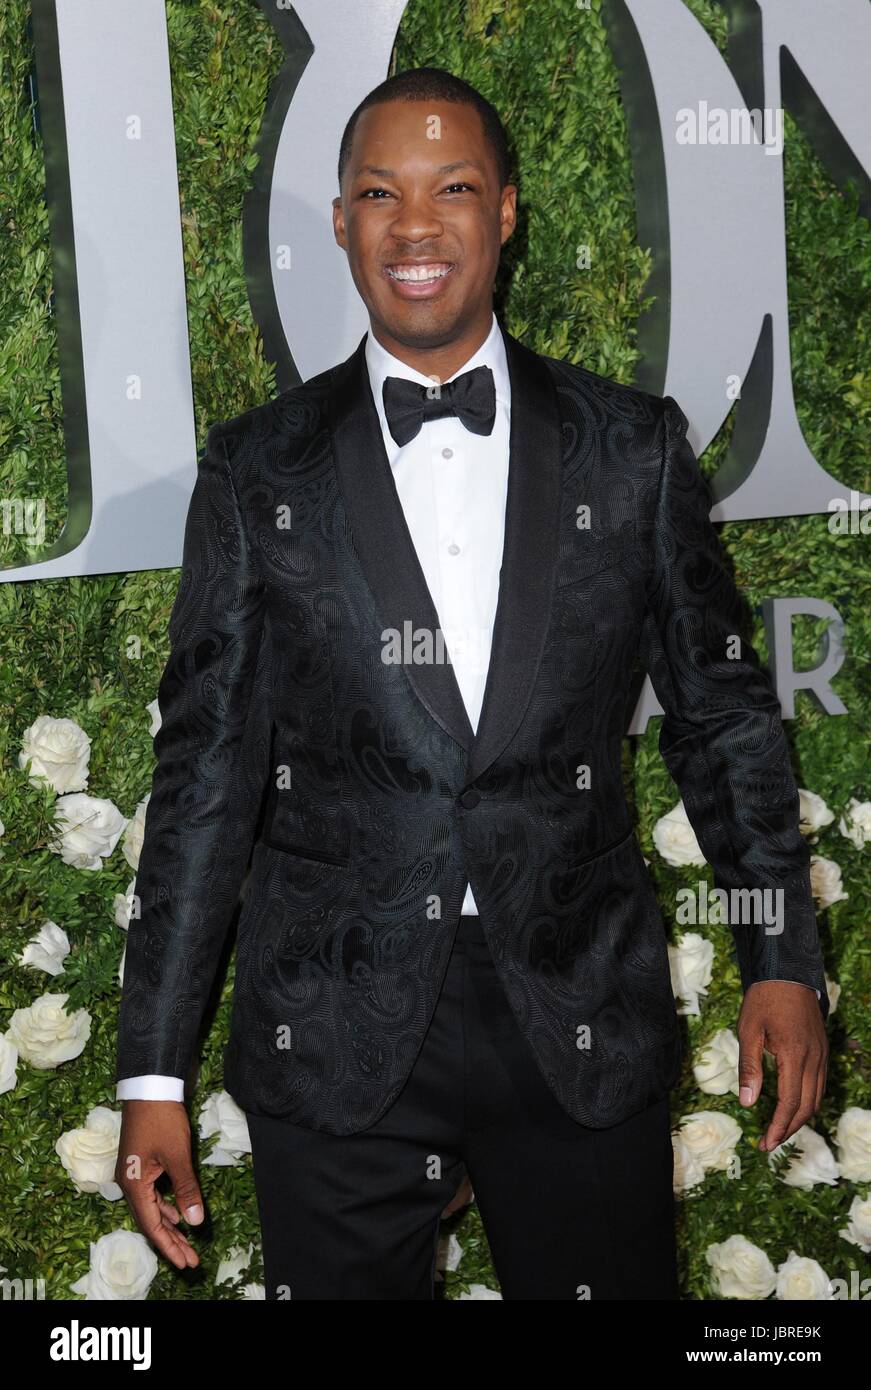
[116,422,269,1084]
[638,396,829,1019]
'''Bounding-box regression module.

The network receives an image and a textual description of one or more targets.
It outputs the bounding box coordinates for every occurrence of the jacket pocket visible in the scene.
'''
[555,530,645,588]
[260,835,350,867]
[566,824,635,869]
[260,720,350,865]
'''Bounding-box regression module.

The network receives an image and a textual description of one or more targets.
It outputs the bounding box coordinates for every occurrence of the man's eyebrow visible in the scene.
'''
[354,160,485,179]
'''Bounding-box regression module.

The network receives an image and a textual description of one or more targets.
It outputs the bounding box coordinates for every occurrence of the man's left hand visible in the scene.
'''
[737,981,829,1152]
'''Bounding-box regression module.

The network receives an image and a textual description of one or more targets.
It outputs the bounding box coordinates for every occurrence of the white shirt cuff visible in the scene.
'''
[116,1074,185,1102]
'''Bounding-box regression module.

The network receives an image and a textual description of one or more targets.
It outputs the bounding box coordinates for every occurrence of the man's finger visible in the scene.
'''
[156,1194,182,1226]
[794,1056,823,1135]
[773,1053,821,1150]
[815,1046,829,1114]
[441,1173,474,1217]
[760,1049,805,1152]
[125,1181,200,1270]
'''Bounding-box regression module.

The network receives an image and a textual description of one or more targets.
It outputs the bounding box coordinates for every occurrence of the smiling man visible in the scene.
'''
[333,85,511,381]
[115,66,829,1301]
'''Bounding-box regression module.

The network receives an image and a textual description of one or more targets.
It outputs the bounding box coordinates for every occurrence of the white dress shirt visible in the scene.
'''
[117,311,814,1102]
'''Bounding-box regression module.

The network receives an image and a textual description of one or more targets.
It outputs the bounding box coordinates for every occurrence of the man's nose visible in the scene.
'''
[387,194,446,244]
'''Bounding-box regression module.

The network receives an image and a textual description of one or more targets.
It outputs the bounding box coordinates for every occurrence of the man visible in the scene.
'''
[115,66,829,1300]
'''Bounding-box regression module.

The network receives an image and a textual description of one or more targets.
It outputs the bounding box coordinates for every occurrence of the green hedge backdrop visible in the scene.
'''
[0,0,869,1300]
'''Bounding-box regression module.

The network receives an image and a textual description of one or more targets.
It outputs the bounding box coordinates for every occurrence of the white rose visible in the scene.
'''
[18,714,91,794]
[693,1028,739,1095]
[825,975,841,1014]
[838,797,871,850]
[677,1111,743,1172]
[18,919,70,976]
[122,795,150,871]
[69,1229,158,1300]
[834,1107,871,1181]
[6,991,91,1069]
[653,800,706,868]
[216,1244,255,1284]
[113,878,138,931]
[672,1132,706,1194]
[50,793,127,870]
[198,1090,251,1165]
[0,1034,19,1094]
[706,1234,776,1299]
[775,1250,833,1300]
[838,1194,871,1254]
[241,1283,265,1299]
[459,1283,502,1299]
[768,1124,839,1189]
[668,932,714,1016]
[56,1106,123,1200]
[147,698,162,737]
[798,789,835,838]
[809,855,848,910]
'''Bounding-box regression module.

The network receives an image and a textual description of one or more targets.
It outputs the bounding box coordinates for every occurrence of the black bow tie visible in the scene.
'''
[382,365,497,448]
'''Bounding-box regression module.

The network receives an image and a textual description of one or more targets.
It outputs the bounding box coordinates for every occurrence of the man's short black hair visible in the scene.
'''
[337,65,511,191]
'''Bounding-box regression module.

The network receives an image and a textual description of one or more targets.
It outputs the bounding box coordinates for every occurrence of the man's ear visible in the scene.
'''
[500,185,518,246]
[332,197,346,250]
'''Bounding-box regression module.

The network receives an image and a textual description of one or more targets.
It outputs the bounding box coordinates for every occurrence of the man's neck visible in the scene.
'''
[369,315,494,382]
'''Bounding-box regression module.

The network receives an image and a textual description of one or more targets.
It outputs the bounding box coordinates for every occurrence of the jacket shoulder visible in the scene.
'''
[538,351,667,430]
[207,366,334,464]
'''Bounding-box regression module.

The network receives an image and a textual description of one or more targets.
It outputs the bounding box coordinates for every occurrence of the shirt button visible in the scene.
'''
[447,542,460,555]
[442,447,453,459]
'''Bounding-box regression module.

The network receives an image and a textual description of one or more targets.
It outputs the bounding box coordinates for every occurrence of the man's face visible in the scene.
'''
[333,99,516,353]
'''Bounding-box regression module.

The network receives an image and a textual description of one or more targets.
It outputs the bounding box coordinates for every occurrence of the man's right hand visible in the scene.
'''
[115,1100,205,1270]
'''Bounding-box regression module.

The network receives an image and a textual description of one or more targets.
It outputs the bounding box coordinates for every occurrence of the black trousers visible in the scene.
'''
[245,913,679,1300]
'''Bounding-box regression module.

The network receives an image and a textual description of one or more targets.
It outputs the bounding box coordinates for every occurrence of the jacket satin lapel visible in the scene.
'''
[329,332,474,753]
[327,322,563,785]
[466,326,562,784]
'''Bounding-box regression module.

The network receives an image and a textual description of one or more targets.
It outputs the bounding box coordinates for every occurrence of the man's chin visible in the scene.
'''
[371,297,467,347]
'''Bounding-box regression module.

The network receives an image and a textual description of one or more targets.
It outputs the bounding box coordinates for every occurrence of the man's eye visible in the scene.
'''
[360,183,474,199]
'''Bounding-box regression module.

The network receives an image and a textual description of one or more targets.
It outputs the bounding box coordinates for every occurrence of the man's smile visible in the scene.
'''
[383,260,456,297]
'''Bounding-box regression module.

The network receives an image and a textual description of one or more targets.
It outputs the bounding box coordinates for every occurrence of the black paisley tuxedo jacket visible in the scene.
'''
[115,321,829,1136]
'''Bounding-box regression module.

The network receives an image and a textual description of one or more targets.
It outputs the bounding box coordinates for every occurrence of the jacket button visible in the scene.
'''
[459,789,481,808]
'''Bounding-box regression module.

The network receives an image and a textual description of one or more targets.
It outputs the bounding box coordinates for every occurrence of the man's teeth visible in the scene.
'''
[387,265,452,282]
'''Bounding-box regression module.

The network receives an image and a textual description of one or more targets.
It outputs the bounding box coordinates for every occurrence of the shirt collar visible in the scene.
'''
[364,311,510,444]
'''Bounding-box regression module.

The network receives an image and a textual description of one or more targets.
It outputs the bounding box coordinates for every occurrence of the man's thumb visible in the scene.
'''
[738,1035,764,1106]
[169,1164,205,1224]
